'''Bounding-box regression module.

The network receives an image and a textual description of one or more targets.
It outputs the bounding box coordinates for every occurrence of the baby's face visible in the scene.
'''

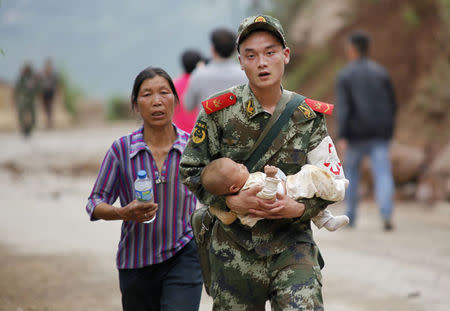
[226,160,250,190]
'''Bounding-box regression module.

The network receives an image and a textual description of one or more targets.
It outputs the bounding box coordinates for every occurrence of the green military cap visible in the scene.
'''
[236,15,286,51]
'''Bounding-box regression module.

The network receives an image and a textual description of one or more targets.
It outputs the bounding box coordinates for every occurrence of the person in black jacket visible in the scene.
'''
[336,30,396,231]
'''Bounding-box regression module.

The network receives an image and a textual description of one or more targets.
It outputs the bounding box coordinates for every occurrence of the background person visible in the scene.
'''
[39,58,59,129]
[336,30,397,231]
[183,27,247,112]
[172,49,205,133]
[14,62,39,138]
[86,67,202,311]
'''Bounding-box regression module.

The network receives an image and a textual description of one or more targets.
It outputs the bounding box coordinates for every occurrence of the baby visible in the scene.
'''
[200,157,349,231]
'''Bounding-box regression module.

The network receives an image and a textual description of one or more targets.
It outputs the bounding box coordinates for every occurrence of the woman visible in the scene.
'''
[86,67,202,311]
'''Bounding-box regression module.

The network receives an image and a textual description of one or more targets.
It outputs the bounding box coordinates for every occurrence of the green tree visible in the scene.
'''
[58,70,82,120]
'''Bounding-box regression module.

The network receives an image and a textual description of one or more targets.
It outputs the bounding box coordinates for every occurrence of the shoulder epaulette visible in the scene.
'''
[202,92,237,115]
[305,98,334,115]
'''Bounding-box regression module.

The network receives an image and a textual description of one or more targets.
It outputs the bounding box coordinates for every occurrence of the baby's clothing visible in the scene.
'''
[238,165,349,229]
[286,164,347,202]
[237,136,348,231]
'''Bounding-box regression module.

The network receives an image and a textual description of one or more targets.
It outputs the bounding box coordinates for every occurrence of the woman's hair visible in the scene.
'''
[131,67,179,111]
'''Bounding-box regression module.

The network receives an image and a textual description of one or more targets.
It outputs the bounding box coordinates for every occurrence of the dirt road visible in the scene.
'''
[1,123,449,311]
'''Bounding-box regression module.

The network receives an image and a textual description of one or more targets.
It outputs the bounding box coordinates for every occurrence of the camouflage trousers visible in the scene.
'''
[17,99,36,137]
[209,222,323,311]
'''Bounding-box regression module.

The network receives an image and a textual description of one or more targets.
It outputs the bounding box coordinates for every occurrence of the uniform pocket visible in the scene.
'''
[313,265,323,287]
[221,146,251,163]
[276,148,306,175]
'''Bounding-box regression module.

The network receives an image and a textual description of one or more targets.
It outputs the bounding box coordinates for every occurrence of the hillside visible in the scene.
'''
[284,0,450,201]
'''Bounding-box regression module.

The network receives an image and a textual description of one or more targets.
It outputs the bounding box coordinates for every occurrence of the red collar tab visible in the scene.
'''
[202,92,237,115]
[305,98,334,115]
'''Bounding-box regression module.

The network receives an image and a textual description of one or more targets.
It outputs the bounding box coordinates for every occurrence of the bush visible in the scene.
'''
[403,6,420,28]
[58,70,82,120]
[284,47,330,91]
[107,95,132,121]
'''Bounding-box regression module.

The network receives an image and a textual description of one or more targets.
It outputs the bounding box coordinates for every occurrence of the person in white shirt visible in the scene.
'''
[184,28,247,112]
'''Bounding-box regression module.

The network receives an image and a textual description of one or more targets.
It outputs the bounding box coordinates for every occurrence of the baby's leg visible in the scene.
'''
[312,209,349,231]
[238,214,261,227]
[209,205,237,225]
[312,209,333,229]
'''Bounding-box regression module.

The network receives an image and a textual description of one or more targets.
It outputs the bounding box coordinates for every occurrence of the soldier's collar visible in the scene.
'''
[241,84,291,119]
[241,84,262,119]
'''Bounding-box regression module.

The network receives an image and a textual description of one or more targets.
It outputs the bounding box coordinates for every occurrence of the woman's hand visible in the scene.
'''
[248,192,305,219]
[116,200,158,223]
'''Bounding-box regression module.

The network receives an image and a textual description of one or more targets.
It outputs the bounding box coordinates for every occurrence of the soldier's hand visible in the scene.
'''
[249,192,305,219]
[116,200,158,223]
[225,186,262,214]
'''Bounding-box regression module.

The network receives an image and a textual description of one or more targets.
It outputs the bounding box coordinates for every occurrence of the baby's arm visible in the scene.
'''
[264,165,278,178]
[256,166,282,200]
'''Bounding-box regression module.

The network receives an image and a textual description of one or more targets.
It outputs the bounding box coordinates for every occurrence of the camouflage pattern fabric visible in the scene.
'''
[15,71,38,136]
[179,84,330,308]
[209,222,323,311]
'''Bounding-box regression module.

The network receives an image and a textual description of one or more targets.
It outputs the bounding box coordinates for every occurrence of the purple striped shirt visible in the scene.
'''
[86,125,197,269]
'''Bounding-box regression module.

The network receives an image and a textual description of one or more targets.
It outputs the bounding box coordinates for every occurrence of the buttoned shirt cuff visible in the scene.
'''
[86,198,104,221]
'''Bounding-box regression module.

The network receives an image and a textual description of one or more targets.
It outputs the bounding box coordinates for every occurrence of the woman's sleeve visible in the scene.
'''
[86,143,121,221]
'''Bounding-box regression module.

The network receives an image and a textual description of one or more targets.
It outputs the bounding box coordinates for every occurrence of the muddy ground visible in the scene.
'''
[0,123,449,311]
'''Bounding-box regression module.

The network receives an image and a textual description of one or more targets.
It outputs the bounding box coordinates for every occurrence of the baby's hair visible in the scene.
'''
[201,158,233,195]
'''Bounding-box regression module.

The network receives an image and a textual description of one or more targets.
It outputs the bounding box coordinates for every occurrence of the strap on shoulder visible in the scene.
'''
[244,94,306,172]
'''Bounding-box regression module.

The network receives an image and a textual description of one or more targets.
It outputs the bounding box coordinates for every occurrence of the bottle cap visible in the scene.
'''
[137,170,147,179]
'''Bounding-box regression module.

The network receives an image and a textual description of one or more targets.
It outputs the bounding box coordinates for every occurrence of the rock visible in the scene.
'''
[390,142,426,185]
[348,142,427,200]
[357,142,425,197]
[396,182,417,201]
[417,142,450,202]
[289,0,352,47]
[429,143,450,175]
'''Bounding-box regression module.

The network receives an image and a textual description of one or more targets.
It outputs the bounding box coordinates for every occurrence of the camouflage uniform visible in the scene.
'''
[14,69,38,137]
[180,83,330,310]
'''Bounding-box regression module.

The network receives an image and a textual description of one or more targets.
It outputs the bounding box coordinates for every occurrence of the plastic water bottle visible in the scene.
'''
[135,170,155,223]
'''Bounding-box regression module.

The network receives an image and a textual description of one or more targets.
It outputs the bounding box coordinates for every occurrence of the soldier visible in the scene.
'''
[180,15,344,310]
[40,59,59,129]
[14,62,39,137]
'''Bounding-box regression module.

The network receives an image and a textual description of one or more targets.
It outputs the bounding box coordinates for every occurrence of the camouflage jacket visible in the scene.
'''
[179,84,331,256]
[14,71,38,103]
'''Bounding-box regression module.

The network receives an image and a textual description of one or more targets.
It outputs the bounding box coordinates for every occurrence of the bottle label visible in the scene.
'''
[136,189,153,202]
